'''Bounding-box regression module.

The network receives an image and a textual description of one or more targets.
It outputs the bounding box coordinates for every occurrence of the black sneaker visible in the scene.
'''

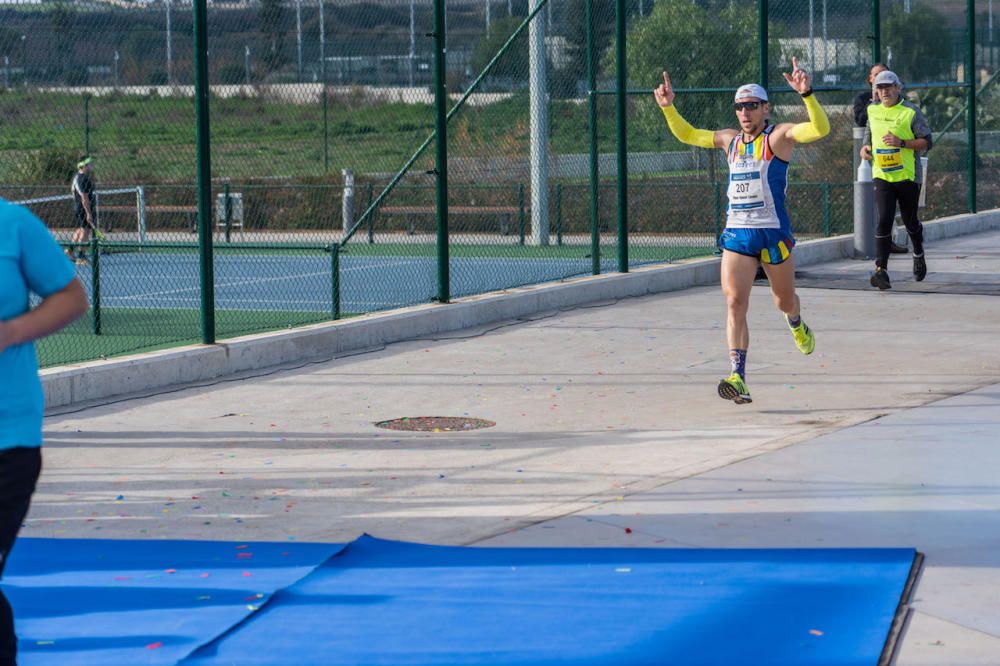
[890,242,909,254]
[913,254,927,281]
[870,267,891,290]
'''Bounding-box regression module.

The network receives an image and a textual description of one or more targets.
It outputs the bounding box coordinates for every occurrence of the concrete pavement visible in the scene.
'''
[34,228,1000,664]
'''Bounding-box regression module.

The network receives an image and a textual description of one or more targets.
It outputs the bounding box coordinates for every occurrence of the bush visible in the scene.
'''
[15,148,77,184]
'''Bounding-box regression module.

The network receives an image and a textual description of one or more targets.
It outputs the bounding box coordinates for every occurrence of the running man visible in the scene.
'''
[653,58,830,404]
[860,69,932,290]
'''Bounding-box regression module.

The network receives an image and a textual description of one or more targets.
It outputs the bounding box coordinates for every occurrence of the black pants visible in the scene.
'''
[874,178,924,269]
[0,448,42,666]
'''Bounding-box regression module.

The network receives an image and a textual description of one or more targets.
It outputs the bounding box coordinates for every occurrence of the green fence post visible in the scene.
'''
[433,0,450,303]
[331,242,340,320]
[615,0,628,272]
[871,0,880,64]
[968,0,977,213]
[90,236,101,335]
[517,183,526,245]
[223,181,232,243]
[555,183,563,246]
[193,0,215,343]
[586,0,600,275]
[822,183,831,236]
[83,94,91,156]
[713,181,723,254]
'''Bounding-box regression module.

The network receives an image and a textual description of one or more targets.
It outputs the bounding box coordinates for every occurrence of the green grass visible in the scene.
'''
[1,90,675,183]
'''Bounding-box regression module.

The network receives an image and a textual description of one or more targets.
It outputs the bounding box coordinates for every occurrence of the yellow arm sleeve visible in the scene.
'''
[787,93,830,144]
[660,105,716,149]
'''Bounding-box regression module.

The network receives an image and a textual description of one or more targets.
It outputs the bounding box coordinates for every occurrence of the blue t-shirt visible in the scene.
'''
[0,198,77,448]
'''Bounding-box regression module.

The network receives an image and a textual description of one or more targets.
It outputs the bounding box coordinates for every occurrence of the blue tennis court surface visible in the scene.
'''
[76,253,621,313]
[6,535,917,665]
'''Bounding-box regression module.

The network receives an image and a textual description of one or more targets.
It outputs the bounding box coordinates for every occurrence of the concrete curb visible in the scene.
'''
[42,209,1000,409]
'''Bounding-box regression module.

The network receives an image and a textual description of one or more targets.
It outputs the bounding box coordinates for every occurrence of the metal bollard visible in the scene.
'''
[854,159,876,259]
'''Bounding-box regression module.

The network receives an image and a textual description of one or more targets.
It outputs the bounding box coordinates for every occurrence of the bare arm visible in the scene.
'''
[0,279,88,354]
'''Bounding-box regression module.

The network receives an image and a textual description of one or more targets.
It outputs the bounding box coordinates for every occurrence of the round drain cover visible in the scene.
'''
[374,416,496,432]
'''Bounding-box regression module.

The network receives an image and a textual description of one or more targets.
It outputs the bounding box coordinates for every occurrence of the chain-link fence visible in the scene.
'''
[1,0,994,368]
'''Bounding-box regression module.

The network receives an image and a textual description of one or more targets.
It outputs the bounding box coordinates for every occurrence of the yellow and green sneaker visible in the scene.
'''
[718,373,752,404]
[789,320,815,355]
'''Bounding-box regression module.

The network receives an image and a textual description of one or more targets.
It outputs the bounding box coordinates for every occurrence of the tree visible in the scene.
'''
[882,4,952,82]
[469,17,532,84]
[556,0,614,96]
[606,2,779,138]
[259,0,288,72]
[50,2,76,80]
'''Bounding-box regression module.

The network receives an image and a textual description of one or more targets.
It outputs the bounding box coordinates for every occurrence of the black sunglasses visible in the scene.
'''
[875,83,897,89]
[733,101,762,111]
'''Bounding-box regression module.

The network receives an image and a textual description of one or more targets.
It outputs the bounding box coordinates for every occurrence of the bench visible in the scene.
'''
[378,205,528,238]
[100,205,207,234]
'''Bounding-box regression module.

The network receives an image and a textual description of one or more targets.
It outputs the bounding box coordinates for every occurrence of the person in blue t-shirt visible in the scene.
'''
[0,198,88,665]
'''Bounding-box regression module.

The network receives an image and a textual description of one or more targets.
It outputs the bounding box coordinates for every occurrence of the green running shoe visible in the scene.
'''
[718,373,752,404]
[789,319,815,355]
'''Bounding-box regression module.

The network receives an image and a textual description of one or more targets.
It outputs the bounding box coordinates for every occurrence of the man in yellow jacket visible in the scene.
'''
[654,58,829,405]
[861,70,933,289]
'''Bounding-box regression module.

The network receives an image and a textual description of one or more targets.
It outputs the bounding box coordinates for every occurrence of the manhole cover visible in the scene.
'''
[374,416,496,432]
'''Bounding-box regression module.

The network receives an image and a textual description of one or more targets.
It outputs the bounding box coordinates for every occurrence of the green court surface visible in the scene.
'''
[38,309,332,368]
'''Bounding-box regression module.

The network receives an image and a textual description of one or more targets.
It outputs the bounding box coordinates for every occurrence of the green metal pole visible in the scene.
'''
[331,242,340,319]
[432,0,449,303]
[615,0,627,272]
[871,0,880,65]
[555,183,562,245]
[587,0,600,275]
[192,0,215,343]
[822,183,831,236]
[758,0,768,87]
[367,182,375,243]
[518,183,526,245]
[84,94,90,156]
[968,0,977,213]
[223,181,232,243]
[90,236,101,335]
[713,181,723,255]
[323,87,329,173]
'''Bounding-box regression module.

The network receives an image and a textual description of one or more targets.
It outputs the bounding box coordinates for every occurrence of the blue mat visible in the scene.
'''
[184,536,916,666]
[5,536,917,666]
[4,538,342,665]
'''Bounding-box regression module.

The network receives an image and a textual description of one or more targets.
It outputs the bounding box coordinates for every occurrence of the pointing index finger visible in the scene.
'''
[662,71,671,87]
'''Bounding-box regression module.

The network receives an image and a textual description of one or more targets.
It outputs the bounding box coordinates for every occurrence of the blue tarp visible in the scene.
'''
[4,535,916,665]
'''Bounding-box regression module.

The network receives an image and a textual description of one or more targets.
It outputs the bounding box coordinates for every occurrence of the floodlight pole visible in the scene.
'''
[758,0,767,87]
[529,0,549,246]
[296,0,303,81]
[166,0,173,84]
[615,0,627,271]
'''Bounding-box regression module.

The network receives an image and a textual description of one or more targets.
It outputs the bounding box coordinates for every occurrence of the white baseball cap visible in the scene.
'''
[734,83,769,102]
[873,70,901,87]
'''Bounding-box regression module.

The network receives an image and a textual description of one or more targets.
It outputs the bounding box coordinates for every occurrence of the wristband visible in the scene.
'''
[800,89,814,98]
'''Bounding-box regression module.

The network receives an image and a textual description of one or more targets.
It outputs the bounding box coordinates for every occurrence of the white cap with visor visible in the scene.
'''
[734,83,769,102]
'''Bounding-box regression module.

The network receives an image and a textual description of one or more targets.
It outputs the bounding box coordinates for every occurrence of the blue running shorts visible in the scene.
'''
[719,227,796,265]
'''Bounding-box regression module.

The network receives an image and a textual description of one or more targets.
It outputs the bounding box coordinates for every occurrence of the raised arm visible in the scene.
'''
[654,70,721,150]
[782,58,830,145]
